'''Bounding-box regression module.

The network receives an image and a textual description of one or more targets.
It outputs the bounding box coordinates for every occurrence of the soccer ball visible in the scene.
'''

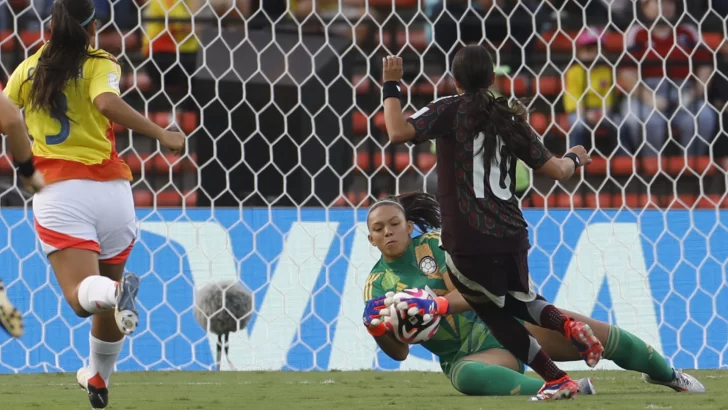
[385,288,441,344]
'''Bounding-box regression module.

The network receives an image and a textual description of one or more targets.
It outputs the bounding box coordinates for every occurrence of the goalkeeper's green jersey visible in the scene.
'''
[364,231,497,375]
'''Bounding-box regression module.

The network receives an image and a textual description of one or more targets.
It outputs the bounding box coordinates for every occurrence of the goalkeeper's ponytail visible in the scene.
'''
[380,192,441,233]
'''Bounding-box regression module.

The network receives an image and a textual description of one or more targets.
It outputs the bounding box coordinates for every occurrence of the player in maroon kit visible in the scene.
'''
[381,45,598,401]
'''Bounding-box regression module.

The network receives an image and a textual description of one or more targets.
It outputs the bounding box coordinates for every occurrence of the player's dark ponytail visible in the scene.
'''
[383,192,441,233]
[24,0,111,120]
[452,45,533,167]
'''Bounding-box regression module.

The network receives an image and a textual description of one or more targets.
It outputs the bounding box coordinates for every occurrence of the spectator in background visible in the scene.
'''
[618,0,716,157]
[563,27,616,151]
[140,0,200,108]
[94,0,136,30]
[427,0,543,71]
[708,1,728,158]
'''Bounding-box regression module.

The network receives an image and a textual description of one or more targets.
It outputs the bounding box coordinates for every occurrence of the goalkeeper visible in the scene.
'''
[362,192,705,397]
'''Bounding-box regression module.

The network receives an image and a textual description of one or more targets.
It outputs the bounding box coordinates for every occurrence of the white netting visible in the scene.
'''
[0,0,726,372]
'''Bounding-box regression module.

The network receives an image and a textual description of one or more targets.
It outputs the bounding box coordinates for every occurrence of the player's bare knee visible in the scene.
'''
[67,288,92,318]
[69,300,92,318]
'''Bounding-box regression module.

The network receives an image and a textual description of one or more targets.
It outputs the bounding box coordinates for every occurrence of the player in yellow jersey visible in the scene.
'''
[4,0,184,408]
[0,92,44,339]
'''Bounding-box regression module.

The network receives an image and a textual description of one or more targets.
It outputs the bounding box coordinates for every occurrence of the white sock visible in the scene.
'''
[78,276,117,314]
[89,334,124,387]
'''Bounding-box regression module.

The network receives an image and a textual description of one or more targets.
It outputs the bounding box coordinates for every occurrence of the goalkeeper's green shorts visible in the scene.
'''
[439,327,526,377]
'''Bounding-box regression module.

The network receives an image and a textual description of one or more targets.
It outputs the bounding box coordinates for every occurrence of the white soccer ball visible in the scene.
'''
[385,288,441,344]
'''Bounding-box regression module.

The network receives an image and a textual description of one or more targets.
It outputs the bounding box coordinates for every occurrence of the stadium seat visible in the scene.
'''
[97,30,141,53]
[352,74,450,95]
[122,152,197,174]
[355,151,435,173]
[121,71,153,93]
[133,189,197,207]
[640,156,717,177]
[0,30,139,53]
[379,29,428,50]
[0,30,47,51]
[537,29,723,54]
[369,0,417,6]
[498,75,561,97]
[587,156,636,176]
[113,111,198,135]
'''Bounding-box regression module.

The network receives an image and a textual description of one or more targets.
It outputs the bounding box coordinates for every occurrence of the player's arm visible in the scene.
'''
[536,150,590,181]
[1,69,44,191]
[383,96,416,144]
[515,128,591,181]
[0,93,32,165]
[373,331,410,362]
[90,57,185,154]
[381,56,416,143]
[363,295,410,361]
[363,276,409,361]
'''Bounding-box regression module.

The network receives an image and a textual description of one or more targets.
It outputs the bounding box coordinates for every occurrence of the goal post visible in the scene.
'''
[0,1,726,373]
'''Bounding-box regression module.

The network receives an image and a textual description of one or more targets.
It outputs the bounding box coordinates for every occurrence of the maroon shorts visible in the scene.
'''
[445,250,535,307]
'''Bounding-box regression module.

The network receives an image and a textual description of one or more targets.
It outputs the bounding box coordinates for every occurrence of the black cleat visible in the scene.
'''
[77,368,109,409]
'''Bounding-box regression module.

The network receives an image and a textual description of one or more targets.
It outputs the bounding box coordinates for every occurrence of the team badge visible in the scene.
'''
[419,256,437,275]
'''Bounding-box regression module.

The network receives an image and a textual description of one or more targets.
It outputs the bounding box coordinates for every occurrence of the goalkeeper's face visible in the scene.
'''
[367,204,414,261]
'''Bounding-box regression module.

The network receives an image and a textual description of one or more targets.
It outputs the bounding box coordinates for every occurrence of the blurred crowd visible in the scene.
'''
[1,0,727,160]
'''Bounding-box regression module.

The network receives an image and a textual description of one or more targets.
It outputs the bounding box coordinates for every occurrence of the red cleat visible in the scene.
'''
[564,320,604,368]
[529,376,579,401]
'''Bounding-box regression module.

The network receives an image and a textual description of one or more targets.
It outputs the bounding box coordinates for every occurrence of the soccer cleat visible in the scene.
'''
[114,273,140,335]
[0,280,23,337]
[577,377,596,395]
[642,369,706,393]
[564,320,604,368]
[528,376,579,401]
[77,367,109,409]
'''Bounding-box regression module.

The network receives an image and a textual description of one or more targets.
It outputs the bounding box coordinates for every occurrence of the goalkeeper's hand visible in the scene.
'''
[362,292,396,337]
[395,296,449,322]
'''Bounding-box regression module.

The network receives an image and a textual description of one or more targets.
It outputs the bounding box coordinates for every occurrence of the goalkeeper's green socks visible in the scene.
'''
[449,360,543,396]
[603,325,675,382]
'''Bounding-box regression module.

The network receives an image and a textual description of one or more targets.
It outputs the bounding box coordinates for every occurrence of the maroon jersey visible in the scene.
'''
[406,94,552,255]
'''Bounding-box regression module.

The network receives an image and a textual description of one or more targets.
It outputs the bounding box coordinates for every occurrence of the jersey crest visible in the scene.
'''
[419,256,437,275]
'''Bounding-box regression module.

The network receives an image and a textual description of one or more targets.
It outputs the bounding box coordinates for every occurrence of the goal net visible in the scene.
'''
[0,0,726,373]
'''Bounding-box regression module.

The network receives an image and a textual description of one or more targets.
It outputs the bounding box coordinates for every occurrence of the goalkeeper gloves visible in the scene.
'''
[395,296,449,322]
[362,292,396,337]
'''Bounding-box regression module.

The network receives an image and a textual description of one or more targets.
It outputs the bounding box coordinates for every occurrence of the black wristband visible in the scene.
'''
[15,157,35,178]
[382,81,401,101]
[564,152,582,169]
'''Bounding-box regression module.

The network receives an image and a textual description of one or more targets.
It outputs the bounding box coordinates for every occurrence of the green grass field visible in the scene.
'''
[0,370,725,409]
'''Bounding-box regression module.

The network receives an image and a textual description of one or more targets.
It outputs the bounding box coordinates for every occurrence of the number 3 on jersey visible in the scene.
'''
[472,132,512,201]
[46,93,71,145]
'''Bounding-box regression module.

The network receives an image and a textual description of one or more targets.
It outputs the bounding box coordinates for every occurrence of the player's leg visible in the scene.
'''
[500,293,604,369]
[462,251,603,369]
[445,253,578,400]
[449,348,596,397]
[449,349,542,396]
[76,180,140,409]
[76,260,134,409]
[526,311,705,393]
[0,278,23,337]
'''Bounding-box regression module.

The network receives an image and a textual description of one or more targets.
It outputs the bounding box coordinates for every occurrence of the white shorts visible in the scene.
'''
[33,179,138,264]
